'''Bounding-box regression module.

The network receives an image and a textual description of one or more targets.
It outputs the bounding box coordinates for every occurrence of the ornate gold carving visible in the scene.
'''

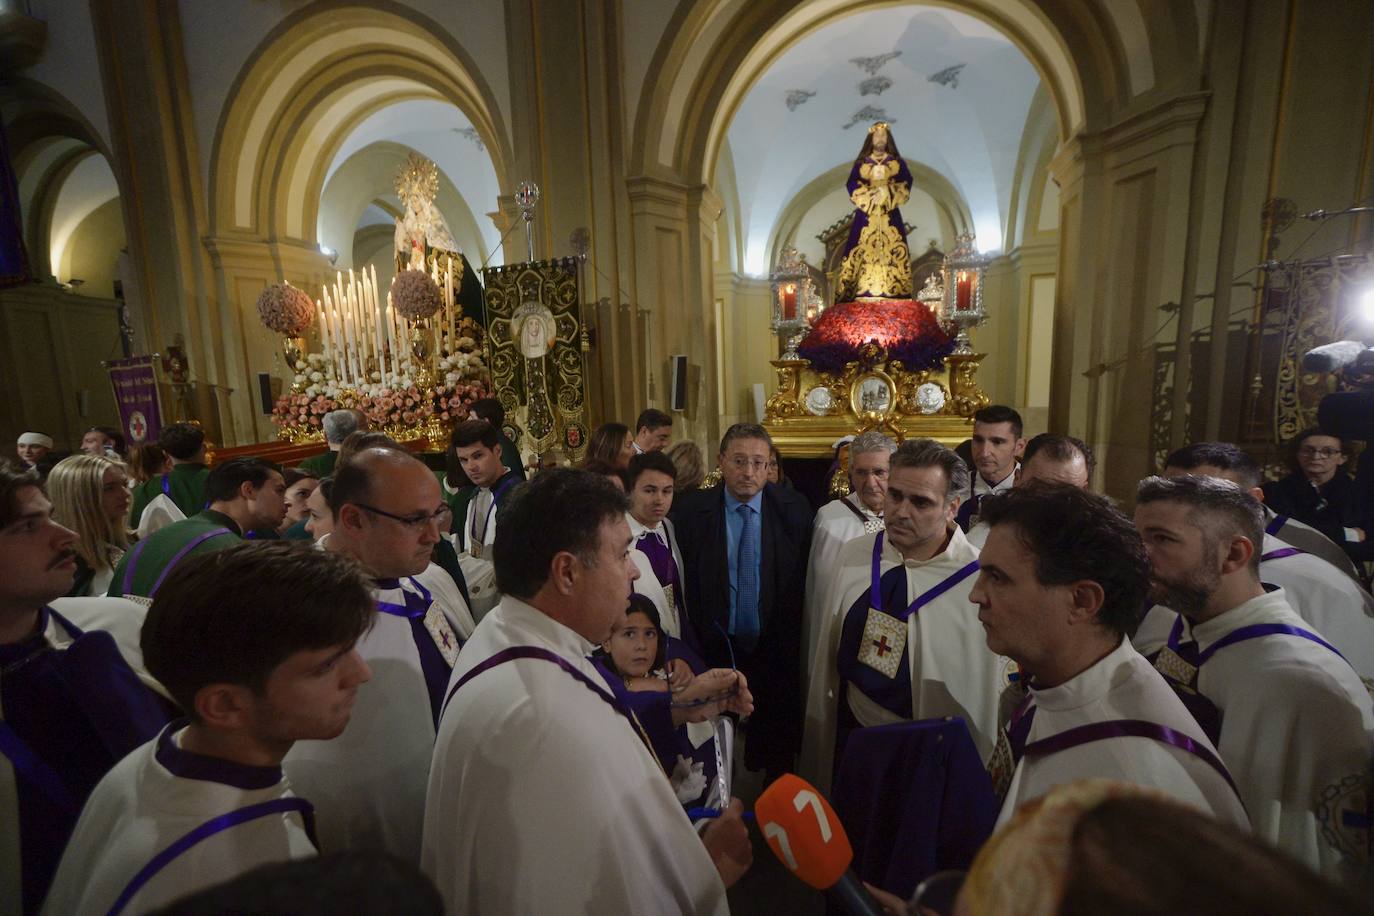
[945,353,990,418]
[482,258,588,458]
[765,360,807,420]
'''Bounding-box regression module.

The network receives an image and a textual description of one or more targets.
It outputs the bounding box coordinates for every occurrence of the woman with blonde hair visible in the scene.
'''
[665,440,706,492]
[46,453,133,596]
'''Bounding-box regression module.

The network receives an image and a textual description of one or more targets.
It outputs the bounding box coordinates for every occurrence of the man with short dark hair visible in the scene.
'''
[956,405,1026,531]
[1134,475,1374,872]
[973,483,1246,828]
[624,450,691,642]
[803,432,895,685]
[803,438,1005,789]
[109,457,287,599]
[44,542,374,914]
[0,463,171,913]
[673,423,813,777]
[286,446,474,863]
[129,422,211,535]
[1169,440,1358,577]
[299,409,368,478]
[965,433,1094,548]
[632,407,673,454]
[423,468,753,914]
[1131,445,1374,679]
[448,419,522,619]
[466,398,525,481]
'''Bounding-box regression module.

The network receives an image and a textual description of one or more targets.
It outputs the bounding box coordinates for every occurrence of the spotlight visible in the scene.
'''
[1359,286,1374,324]
[318,244,339,265]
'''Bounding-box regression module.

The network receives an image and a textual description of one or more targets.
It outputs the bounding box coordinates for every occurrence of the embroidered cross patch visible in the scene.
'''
[857,608,905,679]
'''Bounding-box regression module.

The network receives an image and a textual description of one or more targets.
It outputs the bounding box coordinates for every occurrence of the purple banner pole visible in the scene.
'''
[107,356,164,445]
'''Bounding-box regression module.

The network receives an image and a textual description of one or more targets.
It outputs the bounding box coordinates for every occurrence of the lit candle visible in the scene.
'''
[956,271,972,312]
[447,255,456,349]
[782,283,797,320]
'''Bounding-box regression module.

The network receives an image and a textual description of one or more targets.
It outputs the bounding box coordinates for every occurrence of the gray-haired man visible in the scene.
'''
[802,431,895,689]
[299,409,368,478]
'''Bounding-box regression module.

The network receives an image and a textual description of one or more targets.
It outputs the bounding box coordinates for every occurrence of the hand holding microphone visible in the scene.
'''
[755,774,886,916]
[701,797,753,889]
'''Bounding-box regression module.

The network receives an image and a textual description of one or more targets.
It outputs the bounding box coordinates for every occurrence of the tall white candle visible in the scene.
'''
[317,301,332,367]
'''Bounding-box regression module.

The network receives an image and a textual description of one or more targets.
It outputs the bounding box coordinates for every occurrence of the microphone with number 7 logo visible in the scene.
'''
[754,774,885,916]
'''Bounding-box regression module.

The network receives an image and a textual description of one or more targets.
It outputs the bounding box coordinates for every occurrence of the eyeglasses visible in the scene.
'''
[725,457,768,472]
[354,502,453,532]
[1297,447,1342,459]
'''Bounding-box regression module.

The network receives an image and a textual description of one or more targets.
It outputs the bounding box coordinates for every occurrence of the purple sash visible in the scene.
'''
[467,473,519,551]
[441,645,635,729]
[869,532,980,620]
[374,577,451,726]
[105,797,315,916]
[1265,515,1288,536]
[1261,546,1303,562]
[374,576,432,618]
[0,723,78,816]
[1167,615,1346,666]
[1023,717,1241,798]
[121,527,233,597]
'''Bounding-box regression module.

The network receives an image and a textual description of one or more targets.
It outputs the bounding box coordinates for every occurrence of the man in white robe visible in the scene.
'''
[422,467,753,915]
[285,448,474,864]
[44,542,374,915]
[955,405,1025,531]
[966,433,1093,548]
[1131,446,1374,678]
[802,432,893,686]
[803,439,1008,792]
[1135,474,1374,873]
[970,483,1248,830]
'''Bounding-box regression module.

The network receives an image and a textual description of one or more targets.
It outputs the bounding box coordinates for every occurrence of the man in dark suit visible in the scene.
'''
[671,423,813,778]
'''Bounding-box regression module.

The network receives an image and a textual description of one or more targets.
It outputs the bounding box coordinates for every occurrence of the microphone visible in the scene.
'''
[1301,340,1367,374]
[755,774,886,916]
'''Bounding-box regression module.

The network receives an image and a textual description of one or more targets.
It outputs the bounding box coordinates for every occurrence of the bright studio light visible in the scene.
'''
[1360,286,1374,324]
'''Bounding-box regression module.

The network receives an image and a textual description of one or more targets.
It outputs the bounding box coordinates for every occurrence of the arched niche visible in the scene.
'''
[208,4,512,245]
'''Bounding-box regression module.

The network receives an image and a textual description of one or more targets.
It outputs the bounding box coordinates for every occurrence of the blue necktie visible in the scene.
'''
[735,504,760,651]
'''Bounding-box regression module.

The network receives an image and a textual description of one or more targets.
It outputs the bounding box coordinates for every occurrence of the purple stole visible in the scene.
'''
[0,609,172,913]
[373,577,454,727]
[635,527,684,611]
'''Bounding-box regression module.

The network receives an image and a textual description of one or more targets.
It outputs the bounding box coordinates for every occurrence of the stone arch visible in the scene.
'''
[208,2,512,243]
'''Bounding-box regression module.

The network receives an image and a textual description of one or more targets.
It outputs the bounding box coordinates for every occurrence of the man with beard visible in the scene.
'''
[1130,444,1374,680]
[971,483,1246,828]
[802,431,895,686]
[802,438,1007,790]
[1134,475,1374,874]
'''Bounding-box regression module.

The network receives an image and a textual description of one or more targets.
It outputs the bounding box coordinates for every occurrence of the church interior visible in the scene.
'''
[1,0,1370,497]
[6,3,1374,914]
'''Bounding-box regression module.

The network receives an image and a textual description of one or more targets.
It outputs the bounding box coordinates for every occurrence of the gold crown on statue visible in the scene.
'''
[867,121,890,134]
[395,153,440,206]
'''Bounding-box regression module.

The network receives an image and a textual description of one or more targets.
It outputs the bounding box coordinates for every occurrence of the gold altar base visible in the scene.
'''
[763,349,990,457]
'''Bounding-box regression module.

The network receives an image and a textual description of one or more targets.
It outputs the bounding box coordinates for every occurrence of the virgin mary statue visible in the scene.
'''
[834,122,914,303]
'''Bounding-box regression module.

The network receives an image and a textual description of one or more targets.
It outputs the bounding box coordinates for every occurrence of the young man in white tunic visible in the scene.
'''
[1130,444,1374,680]
[970,483,1248,829]
[625,449,690,641]
[1134,474,1374,874]
[451,420,521,619]
[965,433,1093,548]
[802,432,894,686]
[285,447,474,863]
[43,542,374,915]
[422,467,754,915]
[802,439,1008,792]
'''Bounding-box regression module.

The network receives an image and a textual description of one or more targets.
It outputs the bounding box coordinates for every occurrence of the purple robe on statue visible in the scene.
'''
[835,154,915,302]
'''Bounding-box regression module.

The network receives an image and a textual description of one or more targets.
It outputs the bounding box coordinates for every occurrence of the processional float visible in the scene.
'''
[763,122,991,457]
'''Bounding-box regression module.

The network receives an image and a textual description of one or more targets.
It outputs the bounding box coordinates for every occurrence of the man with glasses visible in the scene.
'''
[450,419,522,620]
[285,446,475,863]
[109,457,287,599]
[1263,427,1372,566]
[672,423,813,780]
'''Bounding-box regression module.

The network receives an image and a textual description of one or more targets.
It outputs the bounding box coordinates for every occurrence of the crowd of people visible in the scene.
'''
[5,402,1374,914]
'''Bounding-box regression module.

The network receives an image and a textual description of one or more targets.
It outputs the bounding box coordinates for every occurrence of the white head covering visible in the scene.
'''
[17,432,53,449]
